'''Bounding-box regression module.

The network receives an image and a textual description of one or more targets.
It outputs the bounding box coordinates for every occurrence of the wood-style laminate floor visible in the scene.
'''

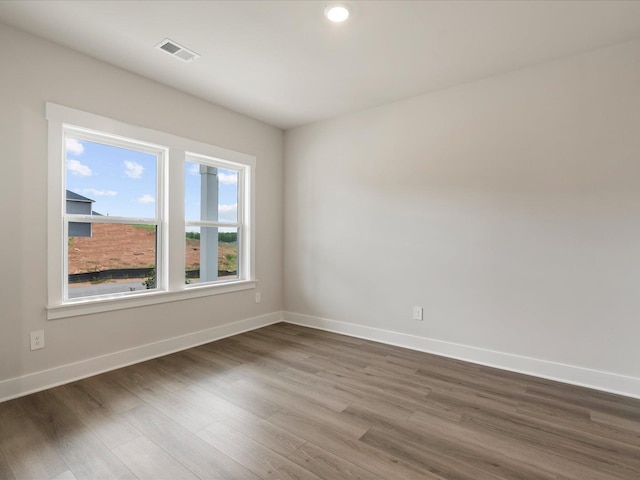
[1,323,639,480]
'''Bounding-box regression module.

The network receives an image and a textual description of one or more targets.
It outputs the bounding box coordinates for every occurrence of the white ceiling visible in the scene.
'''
[2,1,640,129]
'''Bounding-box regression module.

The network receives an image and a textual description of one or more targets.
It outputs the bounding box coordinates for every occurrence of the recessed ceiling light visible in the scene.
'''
[325,5,350,23]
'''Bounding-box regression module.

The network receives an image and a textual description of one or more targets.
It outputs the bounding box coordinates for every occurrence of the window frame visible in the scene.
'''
[46,103,256,320]
[184,154,248,286]
[62,127,166,301]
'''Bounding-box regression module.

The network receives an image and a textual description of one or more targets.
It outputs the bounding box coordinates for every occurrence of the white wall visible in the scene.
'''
[0,23,283,392]
[284,40,640,394]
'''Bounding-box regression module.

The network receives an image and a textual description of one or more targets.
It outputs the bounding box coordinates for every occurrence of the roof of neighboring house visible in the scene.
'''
[66,190,95,203]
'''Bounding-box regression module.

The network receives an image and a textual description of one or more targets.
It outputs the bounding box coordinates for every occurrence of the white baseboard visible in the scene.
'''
[0,311,283,403]
[283,311,640,400]
[5,310,638,403]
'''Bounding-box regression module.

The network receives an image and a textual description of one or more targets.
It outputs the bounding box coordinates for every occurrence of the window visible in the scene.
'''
[64,134,163,300]
[47,103,256,319]
[185,156,245,286]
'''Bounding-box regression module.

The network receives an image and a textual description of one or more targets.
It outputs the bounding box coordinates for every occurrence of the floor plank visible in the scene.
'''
[50,471,79,480]
[121,403,260,480]
[233,377,370,438]
[197,421,322,480]
[408,408,622,480]
[107,365,220,432]
[19,390,136,479]
[0,441,17,480]
[112,436,199,480]
[49,382,142,449]
[268,408,439,480]
[0,399,69,479]
[77,373,144,413]
[287,442,386,480]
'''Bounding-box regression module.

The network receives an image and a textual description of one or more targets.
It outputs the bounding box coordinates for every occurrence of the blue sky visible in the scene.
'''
[184,161,238,223]
[66,137,238,223]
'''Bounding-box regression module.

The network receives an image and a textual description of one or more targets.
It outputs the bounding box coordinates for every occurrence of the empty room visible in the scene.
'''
[1,1,639,479]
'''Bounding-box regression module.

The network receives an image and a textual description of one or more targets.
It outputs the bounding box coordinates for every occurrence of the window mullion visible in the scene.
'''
[155,145,168,292]
[167,148,186,291]
[186,221,240,229]
[64,215,159,225]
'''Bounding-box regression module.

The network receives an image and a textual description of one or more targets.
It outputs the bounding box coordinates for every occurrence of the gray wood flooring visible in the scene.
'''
[1,323,639,479]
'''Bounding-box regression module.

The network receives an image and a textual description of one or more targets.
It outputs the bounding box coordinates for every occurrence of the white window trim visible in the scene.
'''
[62,126,167,302]
[46,102,256,320]
[184,154,248,287]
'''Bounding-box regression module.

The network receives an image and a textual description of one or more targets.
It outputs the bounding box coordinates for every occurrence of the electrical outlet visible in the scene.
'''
[412,306,423,321]
[30,330,45,350]
[255,292,261,303]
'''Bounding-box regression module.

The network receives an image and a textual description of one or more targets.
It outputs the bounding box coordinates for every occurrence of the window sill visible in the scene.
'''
[47,280,257,320]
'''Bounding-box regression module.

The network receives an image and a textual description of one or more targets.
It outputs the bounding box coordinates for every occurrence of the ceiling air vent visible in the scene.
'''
[156,38,199,63]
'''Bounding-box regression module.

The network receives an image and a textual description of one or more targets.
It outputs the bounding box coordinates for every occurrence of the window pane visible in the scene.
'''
[68,223,157,299]
[66,137,157,218]
[185,161,239,223]
[185,227,239,285]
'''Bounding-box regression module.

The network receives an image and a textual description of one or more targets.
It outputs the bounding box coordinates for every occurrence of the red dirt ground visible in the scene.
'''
[69,224,235,274]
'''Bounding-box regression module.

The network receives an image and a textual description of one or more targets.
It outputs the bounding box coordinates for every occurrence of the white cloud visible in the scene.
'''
[82,188,116,197]
[188,163,200,176]
[219,172,238,184]
[137,194,155,204]
[219,203,237,213]
[124,160,144,179]
[219,203,237,221]
[66,159,92,176]
[66,138,84,156]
